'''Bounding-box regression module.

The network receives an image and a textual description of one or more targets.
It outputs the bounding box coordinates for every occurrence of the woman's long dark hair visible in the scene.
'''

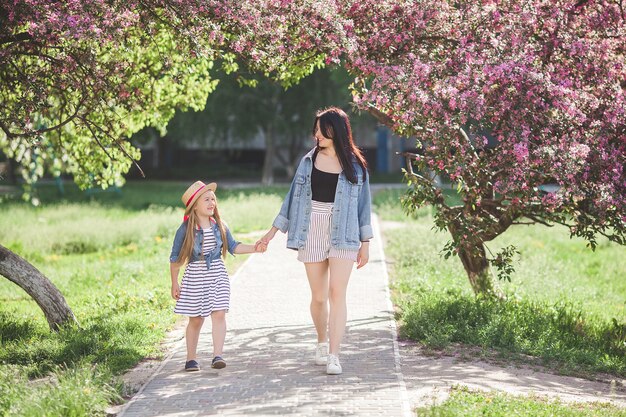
[312,107,367,184]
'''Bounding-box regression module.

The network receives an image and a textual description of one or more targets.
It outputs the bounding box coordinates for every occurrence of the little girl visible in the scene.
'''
[169,181,265,371]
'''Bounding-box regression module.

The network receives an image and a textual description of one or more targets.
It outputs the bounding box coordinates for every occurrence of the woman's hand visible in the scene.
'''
[171,282,181,300]
[257,227,278,248]
[356,241,370,269]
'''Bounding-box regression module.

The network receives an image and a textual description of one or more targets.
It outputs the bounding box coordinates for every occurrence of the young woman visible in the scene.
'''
[259,107,373,375]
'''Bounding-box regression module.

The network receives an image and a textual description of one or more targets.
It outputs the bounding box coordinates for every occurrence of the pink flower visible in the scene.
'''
[513,142,529,162]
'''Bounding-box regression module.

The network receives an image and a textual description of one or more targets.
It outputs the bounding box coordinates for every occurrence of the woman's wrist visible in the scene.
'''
[264,227,277,241]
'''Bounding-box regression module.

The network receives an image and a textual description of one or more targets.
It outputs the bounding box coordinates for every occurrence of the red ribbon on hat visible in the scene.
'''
[182,183,207,222]
[185,184,207,208]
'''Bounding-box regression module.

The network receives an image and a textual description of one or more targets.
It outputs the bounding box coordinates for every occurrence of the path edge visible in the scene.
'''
[372,213,413,417]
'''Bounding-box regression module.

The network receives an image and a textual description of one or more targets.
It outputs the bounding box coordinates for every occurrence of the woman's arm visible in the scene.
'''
[260,226,278,243]
[356,170,372,269]
[357,172,374,242]
[357,241,369,269]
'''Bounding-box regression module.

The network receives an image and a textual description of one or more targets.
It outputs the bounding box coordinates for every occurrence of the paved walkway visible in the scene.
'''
[118,216,412,417]
[117,214,625,416]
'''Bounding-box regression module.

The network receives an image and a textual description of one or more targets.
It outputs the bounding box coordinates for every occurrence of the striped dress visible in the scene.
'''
[174,227,230,317]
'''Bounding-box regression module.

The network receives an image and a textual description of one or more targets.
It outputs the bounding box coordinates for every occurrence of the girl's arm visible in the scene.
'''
[233,243,265,254]
[169,223,187,263]
[170,263,181,300]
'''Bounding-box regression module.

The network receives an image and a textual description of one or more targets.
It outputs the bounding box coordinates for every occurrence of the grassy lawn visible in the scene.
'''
[0,181,287,416]
[374,188,626,377]
[416,386,626,417]
[1,181,624,416]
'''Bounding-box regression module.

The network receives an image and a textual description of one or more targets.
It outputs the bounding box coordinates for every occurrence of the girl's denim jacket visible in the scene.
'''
[273,147,373,251]
[169,221,240,270]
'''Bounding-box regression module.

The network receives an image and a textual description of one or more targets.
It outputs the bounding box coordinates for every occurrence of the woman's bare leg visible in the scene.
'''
[304,261,330,342]
[327,258,354,355]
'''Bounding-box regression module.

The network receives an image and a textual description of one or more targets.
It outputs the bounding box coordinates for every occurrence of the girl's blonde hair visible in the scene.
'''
[174,191,228,266]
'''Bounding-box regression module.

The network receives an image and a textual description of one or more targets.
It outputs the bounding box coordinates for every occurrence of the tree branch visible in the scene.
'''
[80,117,146,178]
[0,32,33,45]
[3,96,87,138]
[522,214,554,227]
[458,126,479,158]
[365,105,394,127]
[481,205,520,241]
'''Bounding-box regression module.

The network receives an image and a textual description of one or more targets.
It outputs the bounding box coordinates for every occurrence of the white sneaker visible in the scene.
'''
[326,354,342,375]
[314,342,328,366]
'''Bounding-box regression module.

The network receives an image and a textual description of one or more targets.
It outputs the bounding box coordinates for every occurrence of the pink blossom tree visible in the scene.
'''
[209,0,625,296]
[344,0,626,295]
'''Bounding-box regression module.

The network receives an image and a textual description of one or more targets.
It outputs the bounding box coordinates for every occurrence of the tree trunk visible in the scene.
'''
[261,125,275,185]
[4,158,17,184]
[0,245,78,331]
[457,242,499,297]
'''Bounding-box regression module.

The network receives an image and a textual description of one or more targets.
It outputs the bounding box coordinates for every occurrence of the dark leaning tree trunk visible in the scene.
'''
[0,244,78,331]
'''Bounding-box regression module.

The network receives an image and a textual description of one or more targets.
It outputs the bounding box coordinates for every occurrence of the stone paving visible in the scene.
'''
[118,216,411,417]
[116,213,626,417]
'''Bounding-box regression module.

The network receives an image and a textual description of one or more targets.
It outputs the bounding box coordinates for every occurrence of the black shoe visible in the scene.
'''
[211,356,226,369]
[185,360,200,371]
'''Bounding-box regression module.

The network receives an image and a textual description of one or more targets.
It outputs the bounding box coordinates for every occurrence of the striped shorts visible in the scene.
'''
[297,200,359,263]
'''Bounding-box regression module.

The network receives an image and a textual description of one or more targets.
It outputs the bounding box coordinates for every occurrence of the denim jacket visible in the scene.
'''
[169,220,240,270]
[273,147,373,251]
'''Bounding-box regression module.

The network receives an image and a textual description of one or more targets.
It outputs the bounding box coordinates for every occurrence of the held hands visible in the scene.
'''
[254,227,277,254]
[254,240,268,253]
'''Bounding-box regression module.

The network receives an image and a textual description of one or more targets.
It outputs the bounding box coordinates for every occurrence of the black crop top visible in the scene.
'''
[311,151,339,203]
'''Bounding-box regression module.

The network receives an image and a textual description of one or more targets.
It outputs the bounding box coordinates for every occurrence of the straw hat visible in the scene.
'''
[182,181,217,213]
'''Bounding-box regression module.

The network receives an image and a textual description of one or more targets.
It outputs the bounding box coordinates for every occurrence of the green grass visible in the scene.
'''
[372,187,462,222]
[2,182,625,415]
[0,181,287,258]
[416,386,626,417]
[399,290,625,375]
[0,181,287,416]
[373,189,626,377]
[0,366,120,417]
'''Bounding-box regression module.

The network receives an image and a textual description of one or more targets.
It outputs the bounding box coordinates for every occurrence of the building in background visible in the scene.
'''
[131,67,410,182]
